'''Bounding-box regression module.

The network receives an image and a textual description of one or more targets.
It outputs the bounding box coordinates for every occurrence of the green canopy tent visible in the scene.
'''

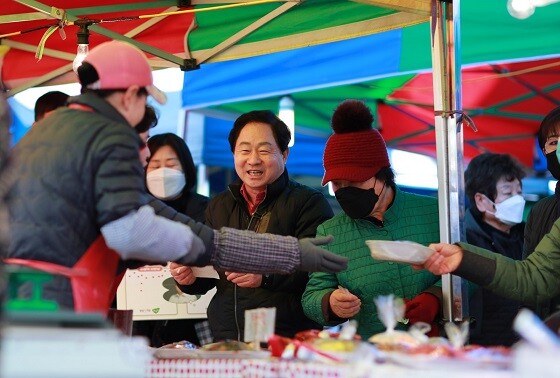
[1,0,432,93]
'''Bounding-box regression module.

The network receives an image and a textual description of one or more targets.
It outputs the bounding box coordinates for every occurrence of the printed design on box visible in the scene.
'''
[116,263,216,321]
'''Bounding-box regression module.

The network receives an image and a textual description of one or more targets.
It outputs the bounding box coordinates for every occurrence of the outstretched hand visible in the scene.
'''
[170,262,196,285]
[417,243,464,275]
[298,235,348,273]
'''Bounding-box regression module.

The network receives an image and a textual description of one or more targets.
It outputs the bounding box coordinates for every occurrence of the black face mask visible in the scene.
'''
[335,186,379,219]
[546,150,560,180]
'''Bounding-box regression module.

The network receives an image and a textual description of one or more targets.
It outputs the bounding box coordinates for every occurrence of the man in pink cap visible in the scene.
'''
[8,40,346,311]
[302,99,444,339]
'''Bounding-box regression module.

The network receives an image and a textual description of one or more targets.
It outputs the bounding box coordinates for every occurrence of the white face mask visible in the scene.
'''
[146,167,186,200]
[486,194,526,226]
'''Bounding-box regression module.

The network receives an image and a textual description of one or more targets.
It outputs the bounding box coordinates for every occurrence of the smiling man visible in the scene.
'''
[173,110,334,342]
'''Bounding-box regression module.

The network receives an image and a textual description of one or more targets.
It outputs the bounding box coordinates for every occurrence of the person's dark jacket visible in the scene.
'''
[162,192,209,224]
[523,188,560,318]
[465,208,524,346]
[180,169,333,341]
[148,197,214,248]
[524,194,560,258]
[8,93,147,309]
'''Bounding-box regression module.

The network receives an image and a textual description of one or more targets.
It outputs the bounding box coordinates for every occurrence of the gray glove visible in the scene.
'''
[298,235,348,273]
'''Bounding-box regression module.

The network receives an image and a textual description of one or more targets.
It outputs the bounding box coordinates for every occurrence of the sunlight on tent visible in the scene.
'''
[12,68,184,110]
[328,149,438,196]
[13,83,80,110]
[390,149,438,190]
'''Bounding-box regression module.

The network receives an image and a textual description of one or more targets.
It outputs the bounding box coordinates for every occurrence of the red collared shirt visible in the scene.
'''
[240,183,266,215]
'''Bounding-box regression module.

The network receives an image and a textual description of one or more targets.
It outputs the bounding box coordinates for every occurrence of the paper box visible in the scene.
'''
[116,264,217,321]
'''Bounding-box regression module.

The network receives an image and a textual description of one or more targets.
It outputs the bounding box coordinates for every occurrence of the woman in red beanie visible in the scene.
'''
[302,99,444,340]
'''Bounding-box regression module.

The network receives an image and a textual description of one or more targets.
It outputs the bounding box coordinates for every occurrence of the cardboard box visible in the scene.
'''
[116,263,217,321]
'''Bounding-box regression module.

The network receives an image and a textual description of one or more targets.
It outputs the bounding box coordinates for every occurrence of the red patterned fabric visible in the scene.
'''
[147,358,352,378]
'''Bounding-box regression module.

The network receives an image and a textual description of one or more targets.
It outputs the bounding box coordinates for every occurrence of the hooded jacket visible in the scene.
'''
[523,192,560,319]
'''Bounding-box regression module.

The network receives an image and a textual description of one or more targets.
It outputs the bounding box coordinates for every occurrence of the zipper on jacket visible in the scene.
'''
[234,208,263,341]
[234,284,240,341]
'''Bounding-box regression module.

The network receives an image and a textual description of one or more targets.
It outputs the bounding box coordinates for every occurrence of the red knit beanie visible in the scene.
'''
[322,100,390,186]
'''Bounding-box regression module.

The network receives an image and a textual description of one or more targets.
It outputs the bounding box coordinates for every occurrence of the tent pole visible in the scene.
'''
[430,0,468,324]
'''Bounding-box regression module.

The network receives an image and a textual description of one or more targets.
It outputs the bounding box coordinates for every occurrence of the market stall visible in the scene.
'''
[1,0,468,321]
[2,3,560,378]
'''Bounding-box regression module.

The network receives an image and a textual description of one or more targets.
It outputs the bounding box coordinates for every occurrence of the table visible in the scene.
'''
[146,357,514,378]
[2,324,150,378]
[148,358,355,378]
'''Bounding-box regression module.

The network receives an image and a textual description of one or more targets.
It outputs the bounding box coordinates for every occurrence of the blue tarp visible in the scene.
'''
[183,31,405,177]
[183,30,402,109]
[202,116,328,177]
[8,98,33,146]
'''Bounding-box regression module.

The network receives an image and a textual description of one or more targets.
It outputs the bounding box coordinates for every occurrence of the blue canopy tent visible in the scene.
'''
[183,30,403,114]
[187,30,406,178]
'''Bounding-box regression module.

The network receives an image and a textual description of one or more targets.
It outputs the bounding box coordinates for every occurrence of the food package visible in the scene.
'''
[271,322,373,363]
[366,240,433,264]
[202,340,256,351]
[368,294,423,350]
[160,340,198,350]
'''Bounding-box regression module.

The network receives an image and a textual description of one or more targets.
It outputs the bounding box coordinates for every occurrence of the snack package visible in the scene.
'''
[159,340,198,350]
[271,322,371,363]
[368,294,422,349]
[444,321,469,349]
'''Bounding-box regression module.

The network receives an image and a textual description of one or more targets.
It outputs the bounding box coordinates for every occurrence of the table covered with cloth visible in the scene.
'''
[146,357,514,378]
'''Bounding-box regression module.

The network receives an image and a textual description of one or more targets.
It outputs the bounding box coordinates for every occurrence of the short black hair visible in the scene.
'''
[136,104,158,133]
[228,110,291,153]
[465,152,526,217]
[375,166,396,188]
[34,91,69,121]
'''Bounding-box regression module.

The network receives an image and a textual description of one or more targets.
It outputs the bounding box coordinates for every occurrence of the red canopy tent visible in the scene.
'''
[0,0,431,94]
[377,57,560,167]
[0,0,196,91]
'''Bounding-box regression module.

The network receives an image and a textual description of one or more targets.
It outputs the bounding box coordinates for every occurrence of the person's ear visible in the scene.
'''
[474,192,491,213]
[122,85,142,111]
[282,148,289,163]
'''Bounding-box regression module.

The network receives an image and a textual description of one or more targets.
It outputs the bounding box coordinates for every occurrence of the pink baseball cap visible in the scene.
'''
[83,40,166,105]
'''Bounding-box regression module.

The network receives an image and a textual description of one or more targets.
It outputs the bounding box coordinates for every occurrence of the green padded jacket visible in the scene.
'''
[302,186,441,339]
